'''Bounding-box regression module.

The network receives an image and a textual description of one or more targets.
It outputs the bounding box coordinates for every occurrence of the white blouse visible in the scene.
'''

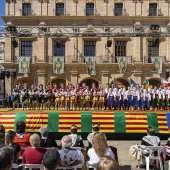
[87,147,115,165]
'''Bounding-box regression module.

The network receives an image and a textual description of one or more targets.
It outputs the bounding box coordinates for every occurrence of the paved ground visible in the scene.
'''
[57,140,167,170]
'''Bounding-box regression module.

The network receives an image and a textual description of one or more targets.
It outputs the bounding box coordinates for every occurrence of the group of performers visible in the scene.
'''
[12,81,170,111]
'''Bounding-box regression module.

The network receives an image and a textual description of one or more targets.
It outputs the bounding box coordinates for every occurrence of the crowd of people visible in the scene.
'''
[12,81,170,111]
[1,121,170,169]
[0,121,118,170]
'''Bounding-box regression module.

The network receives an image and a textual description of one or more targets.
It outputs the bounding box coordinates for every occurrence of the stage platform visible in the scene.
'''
[0,110,170,136]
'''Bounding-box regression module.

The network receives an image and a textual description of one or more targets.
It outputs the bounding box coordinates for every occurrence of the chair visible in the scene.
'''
[19,147,31,160]
[86,161,98,170]
[22,164,44,170]
[71,147,82,151]
[57,164,83,170]
[44,147,55,150]
[143,146,164,170]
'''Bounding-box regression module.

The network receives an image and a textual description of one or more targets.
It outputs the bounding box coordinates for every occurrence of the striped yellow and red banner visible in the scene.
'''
[0,111,170,133]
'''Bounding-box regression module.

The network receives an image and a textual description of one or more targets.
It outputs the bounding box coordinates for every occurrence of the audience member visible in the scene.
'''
[22,133,47,164]
[58,135,84,167]
[43,149,60,170]
[96,156,119,170]
[5,131,21,165]
[163,137,170,161]
[140,127,160,169]
[141,127,160,146]
[14,121,31,155]
[0,124,5,148]
[40,126,58,148]
[68,125,84,147]
[0,147,14,170]
[87,133,114,166]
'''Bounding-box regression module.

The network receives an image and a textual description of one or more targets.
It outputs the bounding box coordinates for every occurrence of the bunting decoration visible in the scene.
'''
[151,56,162,74]
[85,56,96,75]
[1,111,170,133]
[116,57,127,73]
[53,56,64,74]
[18,56,31,73]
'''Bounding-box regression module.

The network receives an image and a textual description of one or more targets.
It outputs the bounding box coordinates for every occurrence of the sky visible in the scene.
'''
[0,0,5,26]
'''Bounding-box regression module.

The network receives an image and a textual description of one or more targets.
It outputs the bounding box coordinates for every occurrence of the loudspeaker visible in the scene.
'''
[166,71,169,79]
[6,71,10,78]
[56,40,61,48]
[6,25,17,32]
[107,40,112,47]
[12,39,18,48]
[13,72,16,79]
[150,24,160,31]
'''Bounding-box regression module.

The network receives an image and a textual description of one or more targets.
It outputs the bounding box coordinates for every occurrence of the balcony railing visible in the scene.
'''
[14,56,33,64]
[147,9,163,16]
[85,8,100,16]
[113,9,129,16]
[54,8,70,16]
[143,56,166,63]
[20,9,36,16]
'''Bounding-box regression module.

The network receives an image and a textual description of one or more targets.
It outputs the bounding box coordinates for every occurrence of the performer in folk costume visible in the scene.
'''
[167,86,170,110]
[12,84,20,110]
[92,88,98,110]
[64,88,70,110]
[21,83,29,110]
[32,84,39,110]
[78,88,84,110]
[114,88,122,110]
[70,86,76,110]
[84,86,91,110]
[104,83,109,109]
[98,88,105,110]
[132,87,140,110]
[123,86,133,110]
[139,89,145,111]
[38,84,44,110]
[154,87,161,111]
[107,88,114,110]
[29,84,34,109]
[52,83,58,104]
[59,88,65,110]
[97,82,102,92]
[144,90,151,110]
[54,89,60,110]
[148,85,155,110]
[68,125,84,147]
[43,85,51,110]
[82,83,87,92]
[76,84,80,110]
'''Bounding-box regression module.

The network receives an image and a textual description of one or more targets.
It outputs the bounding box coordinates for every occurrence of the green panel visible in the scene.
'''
[114,112,126,133]
[147,113,159,133]
[81,112,92,132]
[14,112,27,132]
[48,112,59,132]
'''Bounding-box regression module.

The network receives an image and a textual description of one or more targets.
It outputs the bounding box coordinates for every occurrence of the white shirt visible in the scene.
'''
[87,147,115,165]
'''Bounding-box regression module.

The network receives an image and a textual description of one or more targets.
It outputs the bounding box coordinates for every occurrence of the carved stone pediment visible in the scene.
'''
[86,0,94,2]
[115,0,123,3]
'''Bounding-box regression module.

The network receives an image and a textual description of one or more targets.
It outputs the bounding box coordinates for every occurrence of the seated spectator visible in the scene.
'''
[87,123,106,149]
[141,127,160,146]
[14,121,31,155]
[40,126,58,148]
[163,137,170,161]
[58,135,84,167]
[5,131,21,166]
[0,124,5,148]
[43,149,60,170]
[96,156,119,170]
[22,133,47,164]
[0,147,14,170]
[140,127,160,169]
[87,133,114,166]
[68,125,84,147]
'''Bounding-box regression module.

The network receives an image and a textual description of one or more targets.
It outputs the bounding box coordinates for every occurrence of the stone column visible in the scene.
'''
[101,71,109,89]
[37,70,47,86]
[37,36,47,62]
[5,37,12,62]
[70,71,78,86]
[133,37,142,62]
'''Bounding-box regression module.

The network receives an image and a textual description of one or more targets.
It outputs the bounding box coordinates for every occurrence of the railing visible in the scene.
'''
[113,9,129,16]
[53,8,70,16]
[147,9,163,16]
[112,56,133,63]
[85,8,100,16]
[143,56,166,63]
[20,9,36,16]
[14,56,33,64]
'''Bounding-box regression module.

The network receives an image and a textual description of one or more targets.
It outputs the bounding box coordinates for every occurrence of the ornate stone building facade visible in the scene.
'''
[2,0,170,93]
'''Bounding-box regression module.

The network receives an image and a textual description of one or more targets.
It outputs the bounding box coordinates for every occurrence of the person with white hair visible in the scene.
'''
[58,135,84,167]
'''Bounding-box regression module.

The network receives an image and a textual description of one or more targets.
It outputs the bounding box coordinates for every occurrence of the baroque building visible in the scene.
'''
[1,0,170,93]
